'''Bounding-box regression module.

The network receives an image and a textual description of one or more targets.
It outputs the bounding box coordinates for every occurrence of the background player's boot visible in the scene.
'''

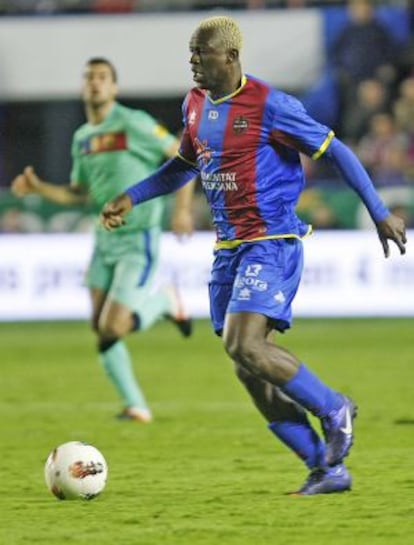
[164,285,193,338]
[321,395,357,465]
[290,464,351,496]
[117,407,153,423]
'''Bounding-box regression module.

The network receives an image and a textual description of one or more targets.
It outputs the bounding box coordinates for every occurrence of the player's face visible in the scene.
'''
[82,64,117,107]
[189,28,233,95]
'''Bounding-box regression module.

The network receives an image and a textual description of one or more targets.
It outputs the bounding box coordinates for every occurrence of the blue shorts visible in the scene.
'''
[208,238,304,335]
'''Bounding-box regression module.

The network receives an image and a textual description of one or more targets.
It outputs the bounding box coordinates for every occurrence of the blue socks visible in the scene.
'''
[268,417,326,469]
[269,364,343,470]
[280,363,342,417]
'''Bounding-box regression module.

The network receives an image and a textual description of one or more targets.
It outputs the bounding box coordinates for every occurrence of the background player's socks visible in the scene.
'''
[268,416,326,469]
[99,340,150,412]
[281,363,342,417]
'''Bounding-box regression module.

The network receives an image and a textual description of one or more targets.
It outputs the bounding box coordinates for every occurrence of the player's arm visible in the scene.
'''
[324,137,407,257]
[11,166,89,205]
[101,156,198,230]
[270,92,406,258]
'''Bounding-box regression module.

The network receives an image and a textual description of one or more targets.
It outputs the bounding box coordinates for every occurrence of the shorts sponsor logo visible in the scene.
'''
[245,264,262,277]
[235,271,268,292]
[237,287,251,300]
[235,275,244,289]
[274,290,286,303]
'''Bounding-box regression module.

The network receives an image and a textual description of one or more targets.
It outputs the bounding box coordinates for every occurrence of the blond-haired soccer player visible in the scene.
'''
[11,58,194,423]
[101,17,406,494]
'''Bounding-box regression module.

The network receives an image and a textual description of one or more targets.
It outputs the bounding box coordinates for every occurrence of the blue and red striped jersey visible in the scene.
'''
[178,74,334,246]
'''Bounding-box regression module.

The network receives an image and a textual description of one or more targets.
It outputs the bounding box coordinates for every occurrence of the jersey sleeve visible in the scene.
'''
[128,110,176,159]
[177,93,198,166]
[269,90,334,160]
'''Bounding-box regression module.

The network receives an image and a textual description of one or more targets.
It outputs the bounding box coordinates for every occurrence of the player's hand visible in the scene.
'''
[171,208,194,238]
[100,193,133,230]
[11,166,41,197]
[376,214,407,258]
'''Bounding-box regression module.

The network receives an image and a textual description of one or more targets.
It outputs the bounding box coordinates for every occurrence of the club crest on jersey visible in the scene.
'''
[79,132,127,155]
[208,110,219,120]
[232,116,249,135]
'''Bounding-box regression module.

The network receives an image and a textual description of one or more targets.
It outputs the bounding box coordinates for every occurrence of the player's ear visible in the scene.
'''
[228,48,239,63]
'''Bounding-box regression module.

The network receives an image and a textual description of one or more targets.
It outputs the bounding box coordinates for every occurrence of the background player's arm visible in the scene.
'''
[164,139,195,236]
[11,166,89,205]
[170,177,196,235]
[101,156,198,231]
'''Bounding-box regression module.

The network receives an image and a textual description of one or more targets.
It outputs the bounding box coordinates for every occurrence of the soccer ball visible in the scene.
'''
[44,441,108,500]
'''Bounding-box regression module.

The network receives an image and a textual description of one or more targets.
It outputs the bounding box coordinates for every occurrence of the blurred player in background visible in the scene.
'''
[11,57,194,423]
[100,17,406,495]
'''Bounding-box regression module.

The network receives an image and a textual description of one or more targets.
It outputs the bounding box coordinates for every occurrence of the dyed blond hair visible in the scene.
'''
[196,16,243,51]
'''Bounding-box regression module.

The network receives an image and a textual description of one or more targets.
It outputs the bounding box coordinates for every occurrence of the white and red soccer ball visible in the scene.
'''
[44,441,108,500]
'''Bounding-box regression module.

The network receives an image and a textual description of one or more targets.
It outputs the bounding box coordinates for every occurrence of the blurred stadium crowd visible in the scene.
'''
[1,0,414,233]
[0,0,372,15]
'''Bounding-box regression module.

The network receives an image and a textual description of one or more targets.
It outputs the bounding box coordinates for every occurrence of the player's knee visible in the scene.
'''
[223,333,259,367]
[97,317,127,339]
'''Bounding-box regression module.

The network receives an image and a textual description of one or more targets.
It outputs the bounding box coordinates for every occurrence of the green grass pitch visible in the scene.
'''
[1,318,413,545]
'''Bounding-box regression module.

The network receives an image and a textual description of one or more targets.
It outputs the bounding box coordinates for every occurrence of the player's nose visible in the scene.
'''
[190,51,200,65]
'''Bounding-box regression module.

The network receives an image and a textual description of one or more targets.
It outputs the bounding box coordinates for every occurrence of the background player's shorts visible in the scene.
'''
[85,228,160,311]
[209,238,304,335]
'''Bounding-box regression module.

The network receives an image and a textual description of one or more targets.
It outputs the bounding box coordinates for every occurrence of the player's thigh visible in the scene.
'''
[224,311,269,354]
[85,249,113,292]
[108,254,158,313]
[90,287,108,331]
[98,252,157,338]
[98,297,134,338]
[85,252,113,329]
[227,239,304,332]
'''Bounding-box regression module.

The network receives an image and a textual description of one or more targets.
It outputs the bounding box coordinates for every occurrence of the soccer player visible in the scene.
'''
[11,57,195,424]
[100,17,407,494]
